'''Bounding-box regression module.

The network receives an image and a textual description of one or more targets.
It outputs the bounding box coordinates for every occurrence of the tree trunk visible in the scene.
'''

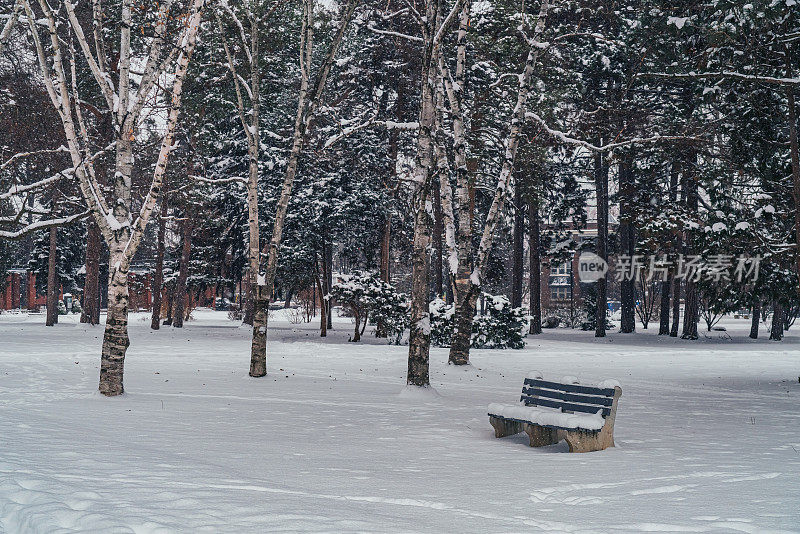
[314,263,326,337]
[325,242,333,330]
[172,219,192,328]
[150,190,167,330]
[783,306,795,331]
[407,0,441,385]
[619,154,635,333]
[669,161,682,337]
[46,225,59,326]
[250,0,356,379]
[658,273,671,335]
[681,279,699,339]
[594,151,609,337]
[511,183,524,308]
[408,185,434,385]
[163,285,174,326]
[783,60,800,297]
[99,249,129,396]
[528,194,541,335]
[670,268,681,337]
[448,0,550,363]
[770,301,784,341]
[433,181,444,298]
[749,302,760,339]
[81,222,101,324]
[243,272,254,325]
[660,161,680,335]
[249,283,268,376]
[380,214,391,282]
[352,306,361,342]
[283,286,295,308]
[681,154,699,340]
[440,0,473,356]
[446,187,474,366]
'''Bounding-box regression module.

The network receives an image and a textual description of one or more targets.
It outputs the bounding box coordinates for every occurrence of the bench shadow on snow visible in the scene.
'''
[498,431,573,453]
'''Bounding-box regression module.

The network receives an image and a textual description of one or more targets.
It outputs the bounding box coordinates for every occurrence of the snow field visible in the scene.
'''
[1,310,799,533]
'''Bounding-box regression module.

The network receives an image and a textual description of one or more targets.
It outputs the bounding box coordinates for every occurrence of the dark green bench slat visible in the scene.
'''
[520,396,611,417]
[523,378,615,397]
[521,387,614,407]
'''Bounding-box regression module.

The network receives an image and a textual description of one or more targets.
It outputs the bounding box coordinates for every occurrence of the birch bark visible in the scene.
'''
[24,0,207,395]
[406,0,443,387]
[448,0,550,364]
[249,0,357,377]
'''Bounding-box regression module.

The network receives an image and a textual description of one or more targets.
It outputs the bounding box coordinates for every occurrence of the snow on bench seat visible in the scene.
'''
[487,402,605,431]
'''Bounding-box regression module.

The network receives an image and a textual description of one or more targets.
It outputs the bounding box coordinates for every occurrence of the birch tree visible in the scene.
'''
[441,0,551,365]
[21,0,207,395]
[248,0,357,377]
[213,0,290,332]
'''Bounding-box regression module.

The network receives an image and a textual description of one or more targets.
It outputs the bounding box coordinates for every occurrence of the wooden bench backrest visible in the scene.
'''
[520,378,616,418]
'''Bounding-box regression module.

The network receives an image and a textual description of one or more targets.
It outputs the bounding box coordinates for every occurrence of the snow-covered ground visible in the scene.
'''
[1,310,799,533]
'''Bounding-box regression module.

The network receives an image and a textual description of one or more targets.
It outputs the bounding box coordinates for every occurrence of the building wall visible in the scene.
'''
[0,272,47,311]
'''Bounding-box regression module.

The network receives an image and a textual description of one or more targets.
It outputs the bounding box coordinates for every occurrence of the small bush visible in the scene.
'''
[328,271,408,343]
[428,293,527,349]
[472,294,527,349]
[429,298,454,347]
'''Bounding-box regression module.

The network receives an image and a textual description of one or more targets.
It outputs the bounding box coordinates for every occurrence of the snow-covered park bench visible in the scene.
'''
[487,372,622,453]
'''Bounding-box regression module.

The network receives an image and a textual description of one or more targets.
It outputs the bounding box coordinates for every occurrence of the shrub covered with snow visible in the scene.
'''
[328,271,408,343]
[369,279,409,344]
[428,294,527,349]
[429,298,455,347]
[472,294,528,349]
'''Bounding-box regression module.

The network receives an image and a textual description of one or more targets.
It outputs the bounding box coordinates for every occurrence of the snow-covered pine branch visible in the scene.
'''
[188,174,248,185]
[366,22,423,43]
[525,111,704,152]
[323,116,419,148]
[0,210,90,239]
[639,71,800,86]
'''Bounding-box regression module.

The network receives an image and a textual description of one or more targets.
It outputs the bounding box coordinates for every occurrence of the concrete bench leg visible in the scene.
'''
[564,426,613,453]
[565,385,621,453]
[523,424,563,447]
[489,416,523,438]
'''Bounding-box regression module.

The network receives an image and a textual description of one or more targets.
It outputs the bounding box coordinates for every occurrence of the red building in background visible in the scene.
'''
[2,268,218,313]
[0,270,47,311]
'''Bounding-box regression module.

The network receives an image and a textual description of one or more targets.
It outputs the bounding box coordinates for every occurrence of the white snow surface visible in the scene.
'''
[1,310,799,533]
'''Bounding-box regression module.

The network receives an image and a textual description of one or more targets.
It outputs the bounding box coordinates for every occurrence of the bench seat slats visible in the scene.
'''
[487,411,603,432]
[520,396,611,417]
[521,387,614,407]
[523,378,615,397]
[488,413,597,433]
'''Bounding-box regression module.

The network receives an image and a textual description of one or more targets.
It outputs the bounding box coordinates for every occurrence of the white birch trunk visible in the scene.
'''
[449,0,550,365]
[407,0,446,387]
[250,0,357,377]
[23,0,207,395]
